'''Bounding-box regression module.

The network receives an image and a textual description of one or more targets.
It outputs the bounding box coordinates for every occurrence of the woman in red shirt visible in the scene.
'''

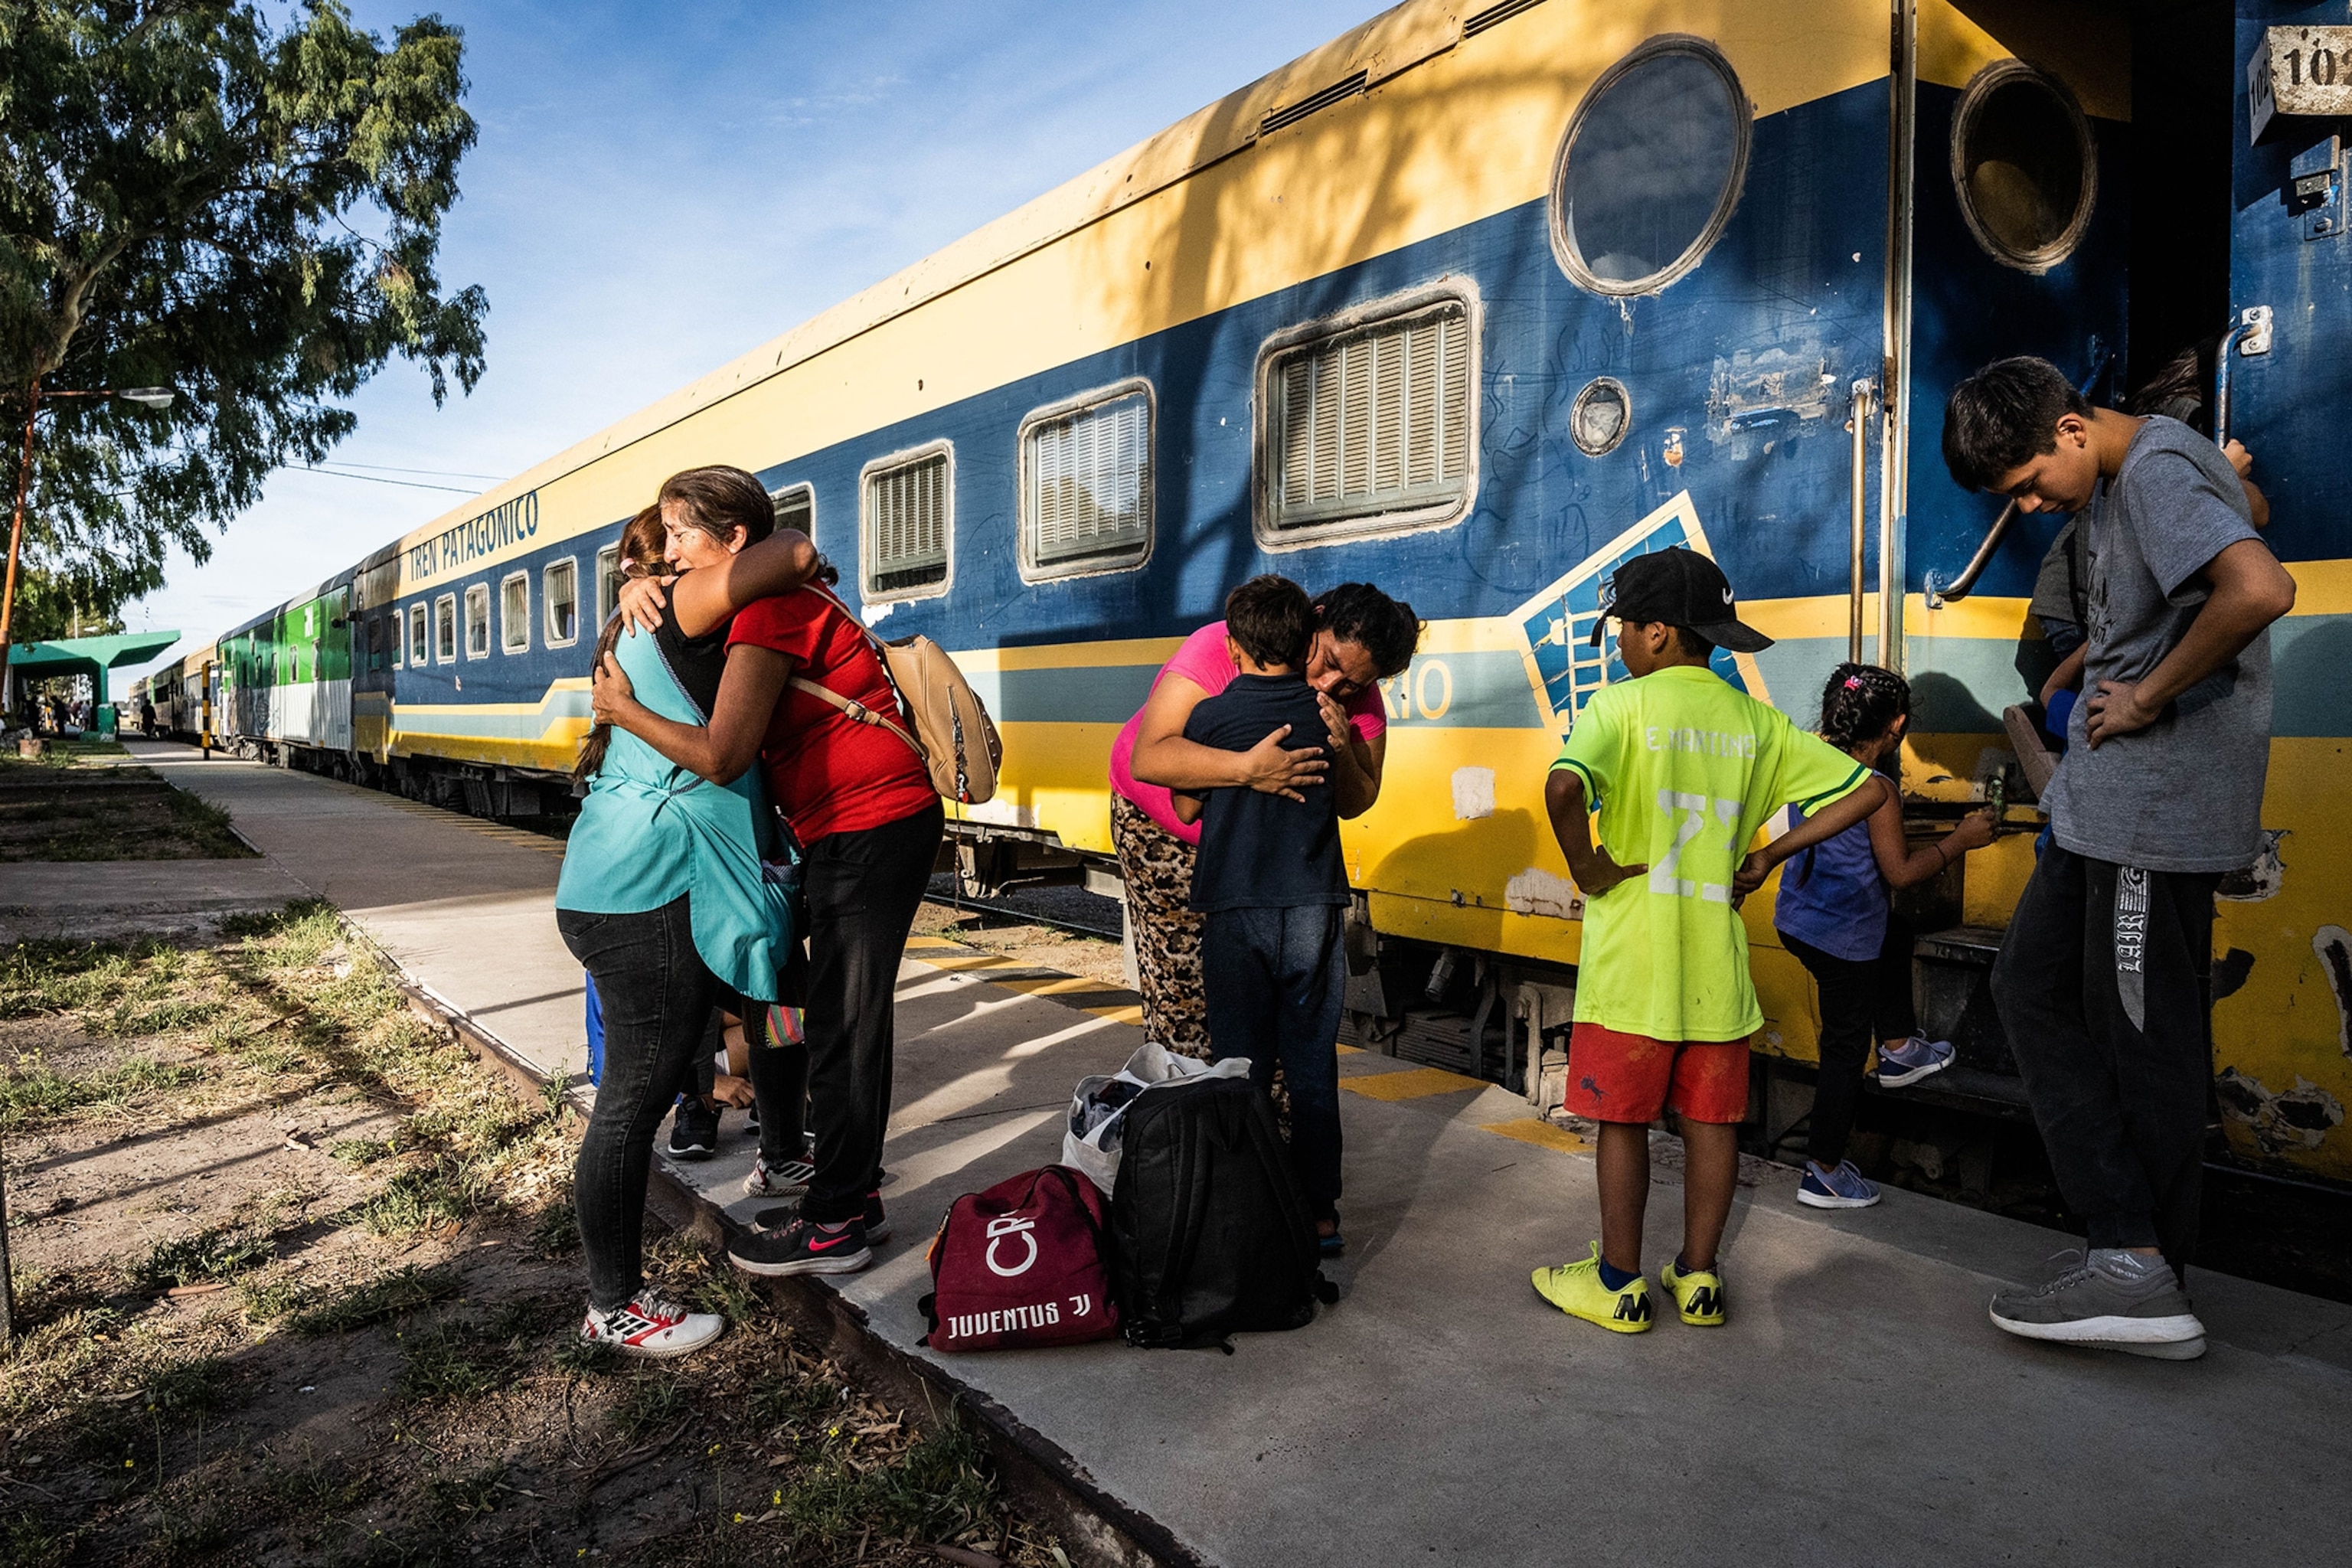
[597,536,941,1281]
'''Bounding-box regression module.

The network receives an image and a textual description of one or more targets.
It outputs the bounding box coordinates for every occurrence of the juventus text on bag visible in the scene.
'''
[919,1166,1119,1352]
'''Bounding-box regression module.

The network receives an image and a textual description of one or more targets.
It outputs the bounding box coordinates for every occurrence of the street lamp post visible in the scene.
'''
[0,380,176,715]
[0,376,172,1349]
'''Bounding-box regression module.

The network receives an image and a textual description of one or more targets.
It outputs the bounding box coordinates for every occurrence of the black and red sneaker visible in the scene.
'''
[754,1190,890,1243]
[580,1289,724,1358]
[727,1215,871,1277]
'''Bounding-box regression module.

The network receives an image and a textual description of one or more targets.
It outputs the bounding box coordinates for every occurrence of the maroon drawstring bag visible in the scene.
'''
[919,1165,1121,1352]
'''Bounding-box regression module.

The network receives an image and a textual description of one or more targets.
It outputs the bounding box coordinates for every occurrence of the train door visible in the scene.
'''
[2206,2,2352,1182]
[315,586,353,752]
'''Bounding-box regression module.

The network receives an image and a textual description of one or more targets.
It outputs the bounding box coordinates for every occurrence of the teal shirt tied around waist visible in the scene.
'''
[555,620,794,1002]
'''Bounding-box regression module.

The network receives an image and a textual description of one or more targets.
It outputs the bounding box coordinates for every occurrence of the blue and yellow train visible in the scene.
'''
[149,0,2352,1189]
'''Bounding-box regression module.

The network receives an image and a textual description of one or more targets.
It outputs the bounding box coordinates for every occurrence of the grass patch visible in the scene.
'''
[0,1049,198,1129]
[773,1414,1001,1554]
[139,1223,274,1289]
[288,1263,465,1337]
[145,1357,237,1416]
[423,1459,508,1523]
[396,1306,532,1403]
[608,1367,690,1441]
[0,754,251,860]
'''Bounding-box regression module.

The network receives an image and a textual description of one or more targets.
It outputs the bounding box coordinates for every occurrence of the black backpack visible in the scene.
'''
[1109,1073,1335,1351]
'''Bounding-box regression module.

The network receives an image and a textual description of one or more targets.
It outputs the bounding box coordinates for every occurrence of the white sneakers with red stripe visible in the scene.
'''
[580,1289,724,1359]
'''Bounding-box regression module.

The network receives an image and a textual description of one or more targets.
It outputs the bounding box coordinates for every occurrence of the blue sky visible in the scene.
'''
[117,0,1378,684]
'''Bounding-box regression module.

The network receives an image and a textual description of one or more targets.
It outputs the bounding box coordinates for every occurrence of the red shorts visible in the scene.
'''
[1562,1024,1751,1125]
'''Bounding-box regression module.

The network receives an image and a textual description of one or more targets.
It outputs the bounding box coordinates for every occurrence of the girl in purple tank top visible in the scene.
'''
[1772,665,1998,1210]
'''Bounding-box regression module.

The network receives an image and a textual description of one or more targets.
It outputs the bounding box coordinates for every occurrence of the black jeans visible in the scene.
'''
[1200,903,1346,1220]
[800,801,943,1224]
[560,894,716,1312]
[1784,916,1916,1168]
[1991,843,2217,1276]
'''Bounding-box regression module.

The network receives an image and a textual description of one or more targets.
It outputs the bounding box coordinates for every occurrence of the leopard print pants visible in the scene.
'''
[1110,792,1210,1060]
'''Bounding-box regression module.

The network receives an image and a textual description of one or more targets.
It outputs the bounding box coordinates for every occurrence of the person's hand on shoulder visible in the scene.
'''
[616,574,672,635]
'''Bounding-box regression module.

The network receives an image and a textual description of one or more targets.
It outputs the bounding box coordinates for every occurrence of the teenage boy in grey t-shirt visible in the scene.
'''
[1942,356,2295,1361]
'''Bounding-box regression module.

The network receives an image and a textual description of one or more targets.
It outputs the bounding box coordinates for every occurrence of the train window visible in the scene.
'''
[1951,61,2095,272]
[772,483,814,536]
[500,571,530,655]
[595,546,621,629]
[860,443,952,602]
[434,596,457,664]
[544,558,579,648]
[1550,38,1749,296]
[1256,287,1477,545]
[366,615,386,672]
[1020,381,1153,579]
[410,603,428,667]
[464,583,491,659]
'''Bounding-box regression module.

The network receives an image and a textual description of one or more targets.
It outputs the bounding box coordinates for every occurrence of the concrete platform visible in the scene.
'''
[116,743,2352,1565]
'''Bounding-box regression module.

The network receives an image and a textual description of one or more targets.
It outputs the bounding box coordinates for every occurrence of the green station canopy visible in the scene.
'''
[6,631,181,706]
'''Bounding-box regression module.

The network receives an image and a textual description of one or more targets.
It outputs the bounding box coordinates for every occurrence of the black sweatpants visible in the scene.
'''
[799,801,944,1225]
[1990,843,2216,1276]
[1783,915,1916,1168]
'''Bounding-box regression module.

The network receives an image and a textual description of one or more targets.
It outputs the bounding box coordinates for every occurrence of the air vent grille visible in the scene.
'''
[1259,70,1367,136]
[1269,299,1472,533]
[1463,0,1547,38]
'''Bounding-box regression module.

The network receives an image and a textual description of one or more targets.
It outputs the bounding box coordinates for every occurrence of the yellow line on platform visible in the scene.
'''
[991,975,1131,998]
[1080,1003,1145,1025]
[1341,1067,1487,1101]
[1481,1119,1591,1154]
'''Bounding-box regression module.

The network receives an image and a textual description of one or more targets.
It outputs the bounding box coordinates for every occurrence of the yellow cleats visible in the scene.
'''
[1531,1243,1653,1333]
[1659,1258,1726,1325]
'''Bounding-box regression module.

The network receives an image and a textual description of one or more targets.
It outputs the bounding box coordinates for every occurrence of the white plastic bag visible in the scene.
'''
[1061,1040,1249,1197]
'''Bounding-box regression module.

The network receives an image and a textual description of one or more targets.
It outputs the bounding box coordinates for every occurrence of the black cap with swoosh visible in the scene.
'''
[1590,545,1773,653]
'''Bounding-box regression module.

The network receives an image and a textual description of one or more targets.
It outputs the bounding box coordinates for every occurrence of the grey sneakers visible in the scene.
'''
[1989,1248,2207,1360]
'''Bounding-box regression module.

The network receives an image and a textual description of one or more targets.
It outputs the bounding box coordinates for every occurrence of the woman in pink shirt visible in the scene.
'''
[1115,583,1421,1056]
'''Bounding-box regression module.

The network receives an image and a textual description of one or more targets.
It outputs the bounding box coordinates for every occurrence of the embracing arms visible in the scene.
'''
[592,642,793,786]
[1128,673,1331,802]
[619,528,821,639]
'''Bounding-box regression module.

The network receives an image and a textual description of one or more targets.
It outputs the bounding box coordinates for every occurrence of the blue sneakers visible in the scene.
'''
[1876,1034,1955,1088]
[1798,1158,1881,1210]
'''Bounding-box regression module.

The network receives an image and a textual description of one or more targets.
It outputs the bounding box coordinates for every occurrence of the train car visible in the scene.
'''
[142,643,215,741]
[183,0,2349,1191]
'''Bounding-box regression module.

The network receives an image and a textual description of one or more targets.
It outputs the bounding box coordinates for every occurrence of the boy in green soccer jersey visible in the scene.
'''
[1531,547,1889,1333]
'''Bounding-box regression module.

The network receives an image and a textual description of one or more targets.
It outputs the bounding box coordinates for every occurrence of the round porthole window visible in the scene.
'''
[1951,60,2096,273]
[1570,377,1631,456]
[1550,37,1750,296]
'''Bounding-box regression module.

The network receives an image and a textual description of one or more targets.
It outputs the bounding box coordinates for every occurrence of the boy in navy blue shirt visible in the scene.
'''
[1172,575,1351,1252]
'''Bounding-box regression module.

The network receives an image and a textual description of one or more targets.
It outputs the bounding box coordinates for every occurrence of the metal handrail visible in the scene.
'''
[1848,379,1873,662]
[1923,498,2018,606]
[2213,318,2249,447]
